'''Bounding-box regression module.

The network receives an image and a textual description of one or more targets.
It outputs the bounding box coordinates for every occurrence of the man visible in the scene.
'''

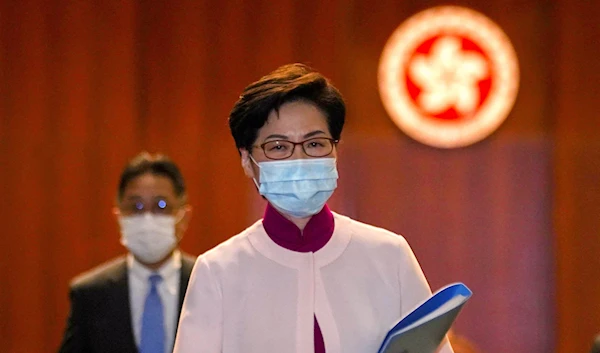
[173,64,454,353]
[591,333,600,353]
[59,152,195,353]
[447,330,481,353]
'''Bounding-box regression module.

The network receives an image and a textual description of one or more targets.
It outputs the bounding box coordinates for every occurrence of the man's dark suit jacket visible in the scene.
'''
[58,253,196,353]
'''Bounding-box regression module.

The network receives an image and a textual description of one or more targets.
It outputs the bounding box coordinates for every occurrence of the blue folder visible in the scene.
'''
[377,282,472,353]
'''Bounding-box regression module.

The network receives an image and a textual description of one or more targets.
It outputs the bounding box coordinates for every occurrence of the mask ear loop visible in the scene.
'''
[249,154,260,167]
[249,154,261,190]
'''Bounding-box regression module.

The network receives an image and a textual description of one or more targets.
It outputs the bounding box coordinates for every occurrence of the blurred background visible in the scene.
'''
[0,0,598,352]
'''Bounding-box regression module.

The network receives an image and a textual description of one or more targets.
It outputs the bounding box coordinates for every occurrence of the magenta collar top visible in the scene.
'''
[262,203,334,253]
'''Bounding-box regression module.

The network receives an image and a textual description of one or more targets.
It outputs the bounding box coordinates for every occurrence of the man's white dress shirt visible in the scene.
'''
[128,250,182,352]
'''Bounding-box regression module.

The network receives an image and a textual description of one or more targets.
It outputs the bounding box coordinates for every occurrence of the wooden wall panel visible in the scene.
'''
[336,135,554,353]
[2,1,52,351]
[554,1,600,352]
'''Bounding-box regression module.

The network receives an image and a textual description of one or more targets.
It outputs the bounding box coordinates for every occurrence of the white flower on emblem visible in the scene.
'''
[409,36,489,115]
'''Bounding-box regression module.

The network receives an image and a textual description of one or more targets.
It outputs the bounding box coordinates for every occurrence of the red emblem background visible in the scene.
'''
[378,6,520,148]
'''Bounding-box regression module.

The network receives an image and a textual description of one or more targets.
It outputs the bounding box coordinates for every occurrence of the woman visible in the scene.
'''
[173,63,454,353]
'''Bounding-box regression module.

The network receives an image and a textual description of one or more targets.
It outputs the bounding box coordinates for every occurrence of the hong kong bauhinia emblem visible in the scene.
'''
[378,6,520,148]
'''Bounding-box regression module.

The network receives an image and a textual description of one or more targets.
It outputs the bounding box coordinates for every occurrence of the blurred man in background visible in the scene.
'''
[59,152,195,353]
[591,333,600,353]
[447,330,482,353]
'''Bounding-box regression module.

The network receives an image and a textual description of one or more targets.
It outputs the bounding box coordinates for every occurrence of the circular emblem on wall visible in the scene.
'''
[378,6,520,148]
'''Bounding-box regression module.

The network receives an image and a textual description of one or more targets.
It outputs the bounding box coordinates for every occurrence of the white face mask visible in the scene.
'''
[118,213,178,264]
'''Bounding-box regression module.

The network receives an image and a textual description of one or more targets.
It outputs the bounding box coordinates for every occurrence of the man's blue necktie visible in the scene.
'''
[140,274,164,353]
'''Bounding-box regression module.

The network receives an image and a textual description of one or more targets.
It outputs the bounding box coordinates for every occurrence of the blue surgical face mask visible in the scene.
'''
[251,157,338,218]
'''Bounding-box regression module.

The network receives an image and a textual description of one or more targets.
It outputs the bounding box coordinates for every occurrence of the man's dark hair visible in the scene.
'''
[117,151,186,202]
[228,63,346,152]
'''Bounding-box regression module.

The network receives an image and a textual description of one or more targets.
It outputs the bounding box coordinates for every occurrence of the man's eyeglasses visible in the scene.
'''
[254,137,338,160]
[119,199,177,216]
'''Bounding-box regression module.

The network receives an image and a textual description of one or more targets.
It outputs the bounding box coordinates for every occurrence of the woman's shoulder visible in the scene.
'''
[198,219,264,265]
[332,212,410,248]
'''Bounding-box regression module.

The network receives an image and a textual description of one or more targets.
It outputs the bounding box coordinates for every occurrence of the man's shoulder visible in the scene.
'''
[180,252,197,279]
[180,252,197,266]
[69,256,128,292]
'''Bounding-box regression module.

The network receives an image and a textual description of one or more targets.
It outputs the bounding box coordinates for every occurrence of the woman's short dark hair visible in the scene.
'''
[228,63,346,152]
[117,151,186,202]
